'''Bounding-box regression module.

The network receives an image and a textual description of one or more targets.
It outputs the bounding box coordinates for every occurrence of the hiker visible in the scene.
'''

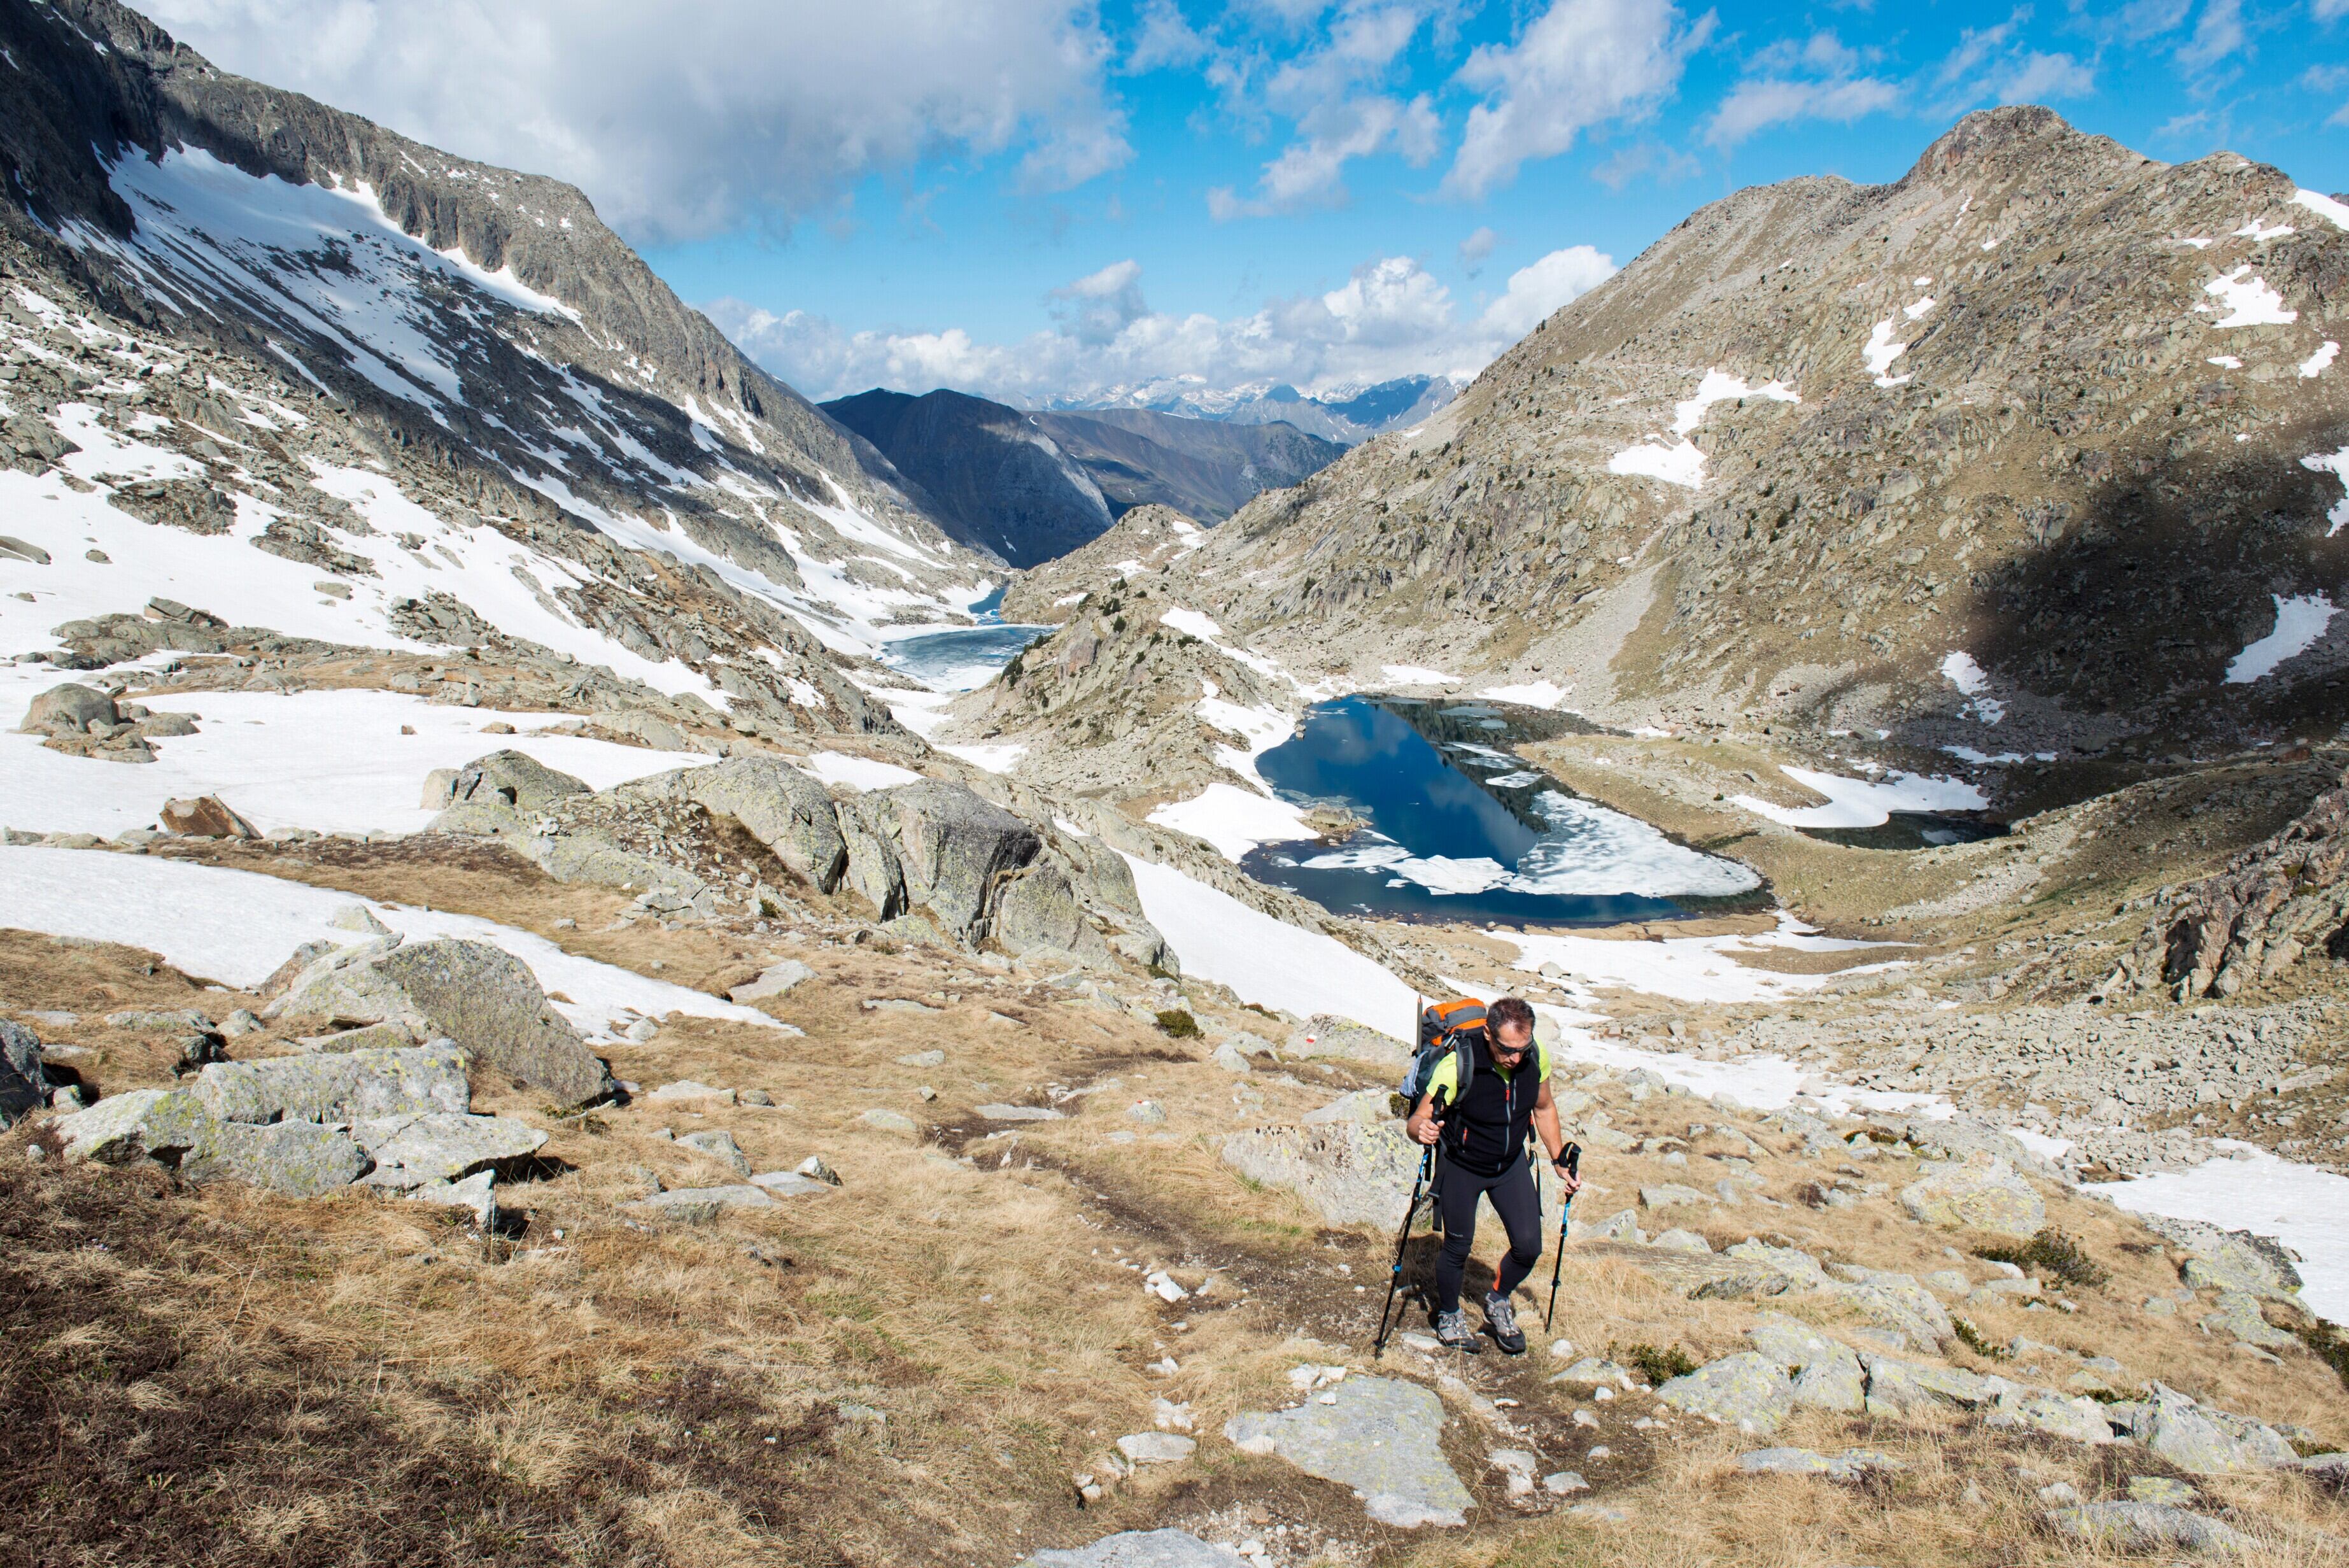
[1403,995,1580,1354]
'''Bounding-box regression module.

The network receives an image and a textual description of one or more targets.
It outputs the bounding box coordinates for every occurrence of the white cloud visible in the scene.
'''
[712,244,1614,406]
[1704,75,1903,149]
[2177,0,2245,70]
[2320,0,2349,20]
[1210,93,1441,217]
[1457,225,1501,269]
[1444,0,1707,199]
[1477,245,1618,338]
[137,0,1131,244]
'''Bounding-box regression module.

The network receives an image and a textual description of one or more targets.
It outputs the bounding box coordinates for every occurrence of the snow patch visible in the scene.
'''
[803,752,920,791]
[937,742,1026,775]
[2224,593,2336,684]
[2300,341,2339,379]
[1506,915,1899,1007]
[1605,437,1706,490]
[2206,355,2242,369]
[2232,218,2295,242]
[1733,766,1989,830]
[1379,664,1458,686]
[0,848,777,1042]
[2096,1147,2349,1325]
[1667,369,1799,437]
[1478,680,1567,709]
[2200,267,2297,328]
[1938,651,1989,696]
[1147,782,1316,861]
[2304,447,2349,537]
[1120,853,1416,1026]
[2292,188,2349,232]
[1863,319,1910,387]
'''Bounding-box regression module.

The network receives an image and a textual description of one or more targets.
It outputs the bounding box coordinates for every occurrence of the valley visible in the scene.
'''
[0,3,2344,1565]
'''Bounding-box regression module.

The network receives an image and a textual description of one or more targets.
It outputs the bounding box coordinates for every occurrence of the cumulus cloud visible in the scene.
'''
[710,245,1616,406]
[1443,0,1708,199]
[137,0,1131,243]
[1457,225,1501,270]
[1704,75,1902,149]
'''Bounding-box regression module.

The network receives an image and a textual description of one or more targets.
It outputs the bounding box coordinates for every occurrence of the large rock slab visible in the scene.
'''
[193,1043,472,1125]
[1861,1357,2003,1417]
[1898,1154,2045,1238]
[2045,1502,2248,1554]
[847,780,1043,940]
[1286,1016,1410,1068]
[1984,1389,2115,1445]
[628,1184,778,1223]
[441,749,590,813]
[355,1112,547,1189]
[0,1019,46,1127]
[2137,1213,2304,1299]
[1831,1266,1954,1350]
[181,1120,367,1197]
[57,1087,214,1163]
[2143,1384,2296,1474]
[1225,1375,1472,1528]
[22,682,116,735]
[685,757,849,891]
[267,938,609,1103]
[1655,1352,1796,1436]
[1020,1532,1248,1568]
[1221,1119,1423,1229]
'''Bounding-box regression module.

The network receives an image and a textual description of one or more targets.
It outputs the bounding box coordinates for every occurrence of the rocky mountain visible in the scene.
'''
[968,108,2349,822]
[0,0,999,747]
[821,386,1342,567]
[1048,372,1458,444]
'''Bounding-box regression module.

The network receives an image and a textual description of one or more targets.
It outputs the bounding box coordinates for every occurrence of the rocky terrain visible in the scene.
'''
[0,5,2346,1564]
[823,388,1343,565]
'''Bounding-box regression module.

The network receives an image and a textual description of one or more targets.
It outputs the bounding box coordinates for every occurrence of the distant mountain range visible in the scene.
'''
[1043,374,1460,444]
[821,389,1343,569]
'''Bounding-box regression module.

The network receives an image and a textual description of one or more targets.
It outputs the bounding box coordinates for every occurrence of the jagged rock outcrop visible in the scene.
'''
[2120,765,2349,998]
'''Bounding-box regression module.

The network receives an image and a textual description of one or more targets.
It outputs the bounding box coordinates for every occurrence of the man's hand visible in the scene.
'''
[1551,1156,1581,1197]
[1406,1107,1441,1146]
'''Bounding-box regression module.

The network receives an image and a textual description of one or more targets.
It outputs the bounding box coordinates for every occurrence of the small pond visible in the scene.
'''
[1802,812,2010,852]
[1238,696,1767,927]
[878,588,1050,689]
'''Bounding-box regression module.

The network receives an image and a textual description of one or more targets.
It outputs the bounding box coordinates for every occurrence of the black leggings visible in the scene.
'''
[1432,1150,1544,1314]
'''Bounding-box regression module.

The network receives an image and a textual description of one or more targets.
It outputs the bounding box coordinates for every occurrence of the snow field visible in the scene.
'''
[0,847,778,1042]
[2224,593,2336,684]
[0,670,714,837]
[1732,765,1988,830]
[2098,1148,2349,1324]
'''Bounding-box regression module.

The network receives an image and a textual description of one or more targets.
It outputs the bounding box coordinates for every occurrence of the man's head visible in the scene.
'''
[1487,996,1535,1060]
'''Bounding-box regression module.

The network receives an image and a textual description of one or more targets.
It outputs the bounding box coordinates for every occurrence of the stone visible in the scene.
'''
[1898,1154,2044,1238]
[1649,1227,1712,1255]
[159,795,259,839]
[220,1009,263,1036]
[729,959,817,1003]
[1736,1447,1901,1480]
[748,1171,833,1196]
[193,1043,470,1126]
[1221,1119,1425,1229]
[1726,1241,1831,1289]
[1640,1183,1712,1210]
[1655,1353,1795,1436]
[1555,1358,1634,1386]
[56,1087,214,1164]
[2143,1384,2295,1474]
[297,1019,420,1053]
[1792,1350,1866,1413]
[1225,1375,1472,1529]
[443,749,589,814]
[859,1108,919,1135]
[1286,1016,1410,1068]
[1861,1357,2000,1417]
[180,1120,368,1196]
[627,1185,778,1222]
[679,1129,752,1176]
[976,1104,1064,1121]
[795,1154,842,1186]
[1210,1042,1252,1073]
[1985,1389,2116,1445]
[1832,1267,1954,1350]
[407,1169,497,1226]
[1115,1432,1196,1464]
[1019,1530,1249,1568]
[647,1080,735,1105]
[2129,1476,2201,1506]
[328,904,393,935]
[1126,1099,1167,1124]
[0,1019,45,1127]
[895,1049,947,1068]
[2201,1291,2299,1351]
[355,1112,547,1188]
[266,938,609,1103]
[1542,1471,1589,1495]
[1747,1312,1840,1372]
[21,682,116,735]
[2044,1502,2248,1555]
[854,780,1041,940]
[2294,1453,2349,1490]
[0,535,52,565]
[740,1089,775,1106]
[2137,1214,2303,1299]
[684,757,849,891]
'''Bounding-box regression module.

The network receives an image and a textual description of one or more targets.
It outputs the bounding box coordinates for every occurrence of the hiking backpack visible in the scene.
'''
[1395,996,1485,1115]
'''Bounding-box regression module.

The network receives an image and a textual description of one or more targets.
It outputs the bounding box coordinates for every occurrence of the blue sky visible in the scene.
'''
[146,1,2349,405]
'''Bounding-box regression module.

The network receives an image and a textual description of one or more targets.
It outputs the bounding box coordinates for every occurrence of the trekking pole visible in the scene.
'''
[1372,1138,1432,1359]
[1542,1142,1583,1335]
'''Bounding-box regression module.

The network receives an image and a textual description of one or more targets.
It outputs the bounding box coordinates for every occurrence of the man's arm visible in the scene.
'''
[1533,1080,1581,1194]
[1405,1092,1442,1145]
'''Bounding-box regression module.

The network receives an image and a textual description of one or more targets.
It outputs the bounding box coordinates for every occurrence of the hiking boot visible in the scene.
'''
[1482,1290,1527,1355]
[1432,1308,1482,1353]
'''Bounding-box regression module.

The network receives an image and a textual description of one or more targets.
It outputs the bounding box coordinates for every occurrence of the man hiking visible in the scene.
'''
[1404,995,1580,1353]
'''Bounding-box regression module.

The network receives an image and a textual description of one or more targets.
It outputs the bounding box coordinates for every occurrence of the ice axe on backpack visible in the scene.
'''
[1542,1141,1583,1334]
